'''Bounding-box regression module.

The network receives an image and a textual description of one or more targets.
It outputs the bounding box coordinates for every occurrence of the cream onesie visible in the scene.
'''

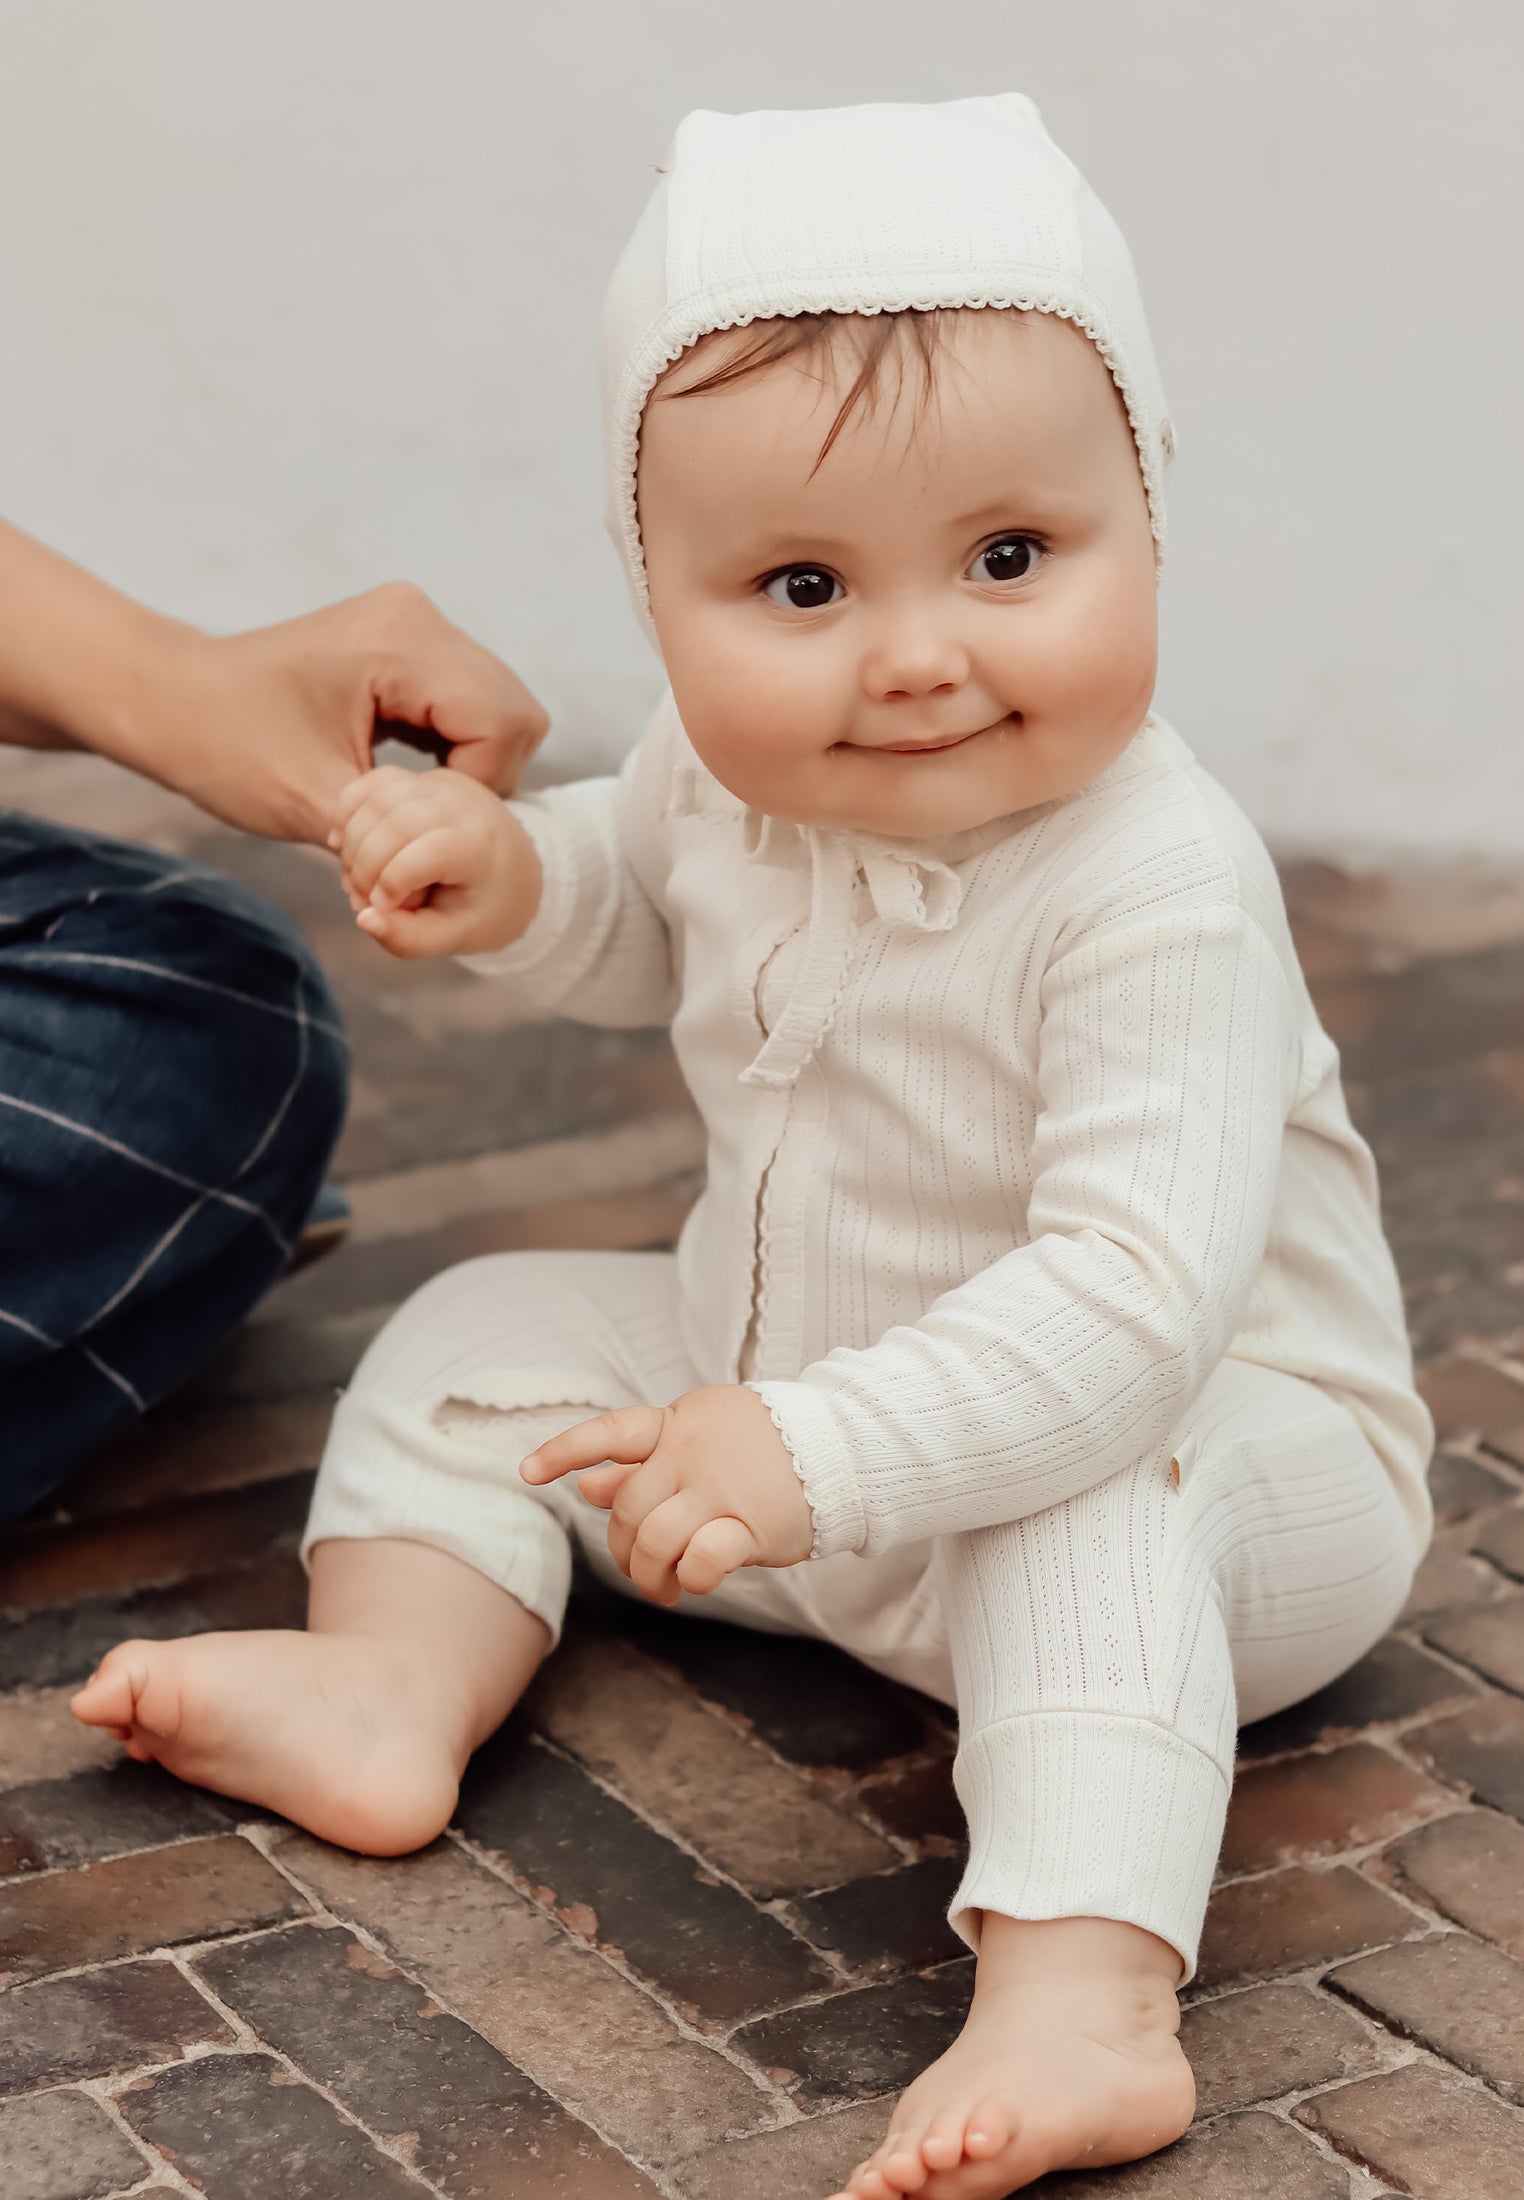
[304,95,1433,1975]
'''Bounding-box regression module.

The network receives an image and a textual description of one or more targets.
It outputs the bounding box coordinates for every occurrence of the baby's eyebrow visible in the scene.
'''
[724,531,859,563]
[946,494,1075,533]
[701,488,1085,572]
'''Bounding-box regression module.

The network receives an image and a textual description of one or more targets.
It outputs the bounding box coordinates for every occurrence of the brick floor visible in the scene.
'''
[4,753,1524,2196]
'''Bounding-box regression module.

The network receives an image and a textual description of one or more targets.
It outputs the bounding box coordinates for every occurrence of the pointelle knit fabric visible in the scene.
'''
[306,698,1433,1968]
[446,697,1433,1557]
[304,94,1433,1971]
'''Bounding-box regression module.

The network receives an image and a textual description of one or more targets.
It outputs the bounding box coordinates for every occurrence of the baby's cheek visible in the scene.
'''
[673,618,842,754]
[684,699,822,812]
[1022,616,1155,771]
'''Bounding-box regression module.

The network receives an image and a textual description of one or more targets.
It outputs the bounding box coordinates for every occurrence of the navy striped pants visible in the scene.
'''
[0,814,348,1522]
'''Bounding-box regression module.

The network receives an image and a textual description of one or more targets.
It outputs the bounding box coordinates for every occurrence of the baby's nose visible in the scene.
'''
[860,627,971,701]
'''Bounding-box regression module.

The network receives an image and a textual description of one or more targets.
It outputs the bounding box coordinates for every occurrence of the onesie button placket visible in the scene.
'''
[735,822,966,1385]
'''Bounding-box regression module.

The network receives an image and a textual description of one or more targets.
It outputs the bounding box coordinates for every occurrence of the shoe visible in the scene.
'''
[286,1182,351,1275]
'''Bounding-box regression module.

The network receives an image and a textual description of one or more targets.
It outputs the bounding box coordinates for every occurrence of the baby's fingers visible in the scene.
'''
[366,829,471,913]
[329,775,377,842]
[571,1460,641,1511]
[342,802,438,899]
[329,765,420,849]
[521,1405,668,1485]
[354,901,472,961]
[626,1490,709,1605]
[675,1516,758,1596]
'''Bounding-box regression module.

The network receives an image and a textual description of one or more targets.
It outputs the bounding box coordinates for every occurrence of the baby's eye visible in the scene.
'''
[763,567,844,611]
[970,536,1043,585]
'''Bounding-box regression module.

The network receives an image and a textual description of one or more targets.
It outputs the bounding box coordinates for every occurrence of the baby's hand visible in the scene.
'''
[329,764,540,959]
[522,1386,813,1606]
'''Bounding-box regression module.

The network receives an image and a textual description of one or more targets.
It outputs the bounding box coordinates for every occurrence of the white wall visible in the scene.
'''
[2,0,1520,853]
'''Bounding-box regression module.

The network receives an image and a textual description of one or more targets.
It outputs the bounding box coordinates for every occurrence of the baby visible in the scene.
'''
[74,95,1433,2200]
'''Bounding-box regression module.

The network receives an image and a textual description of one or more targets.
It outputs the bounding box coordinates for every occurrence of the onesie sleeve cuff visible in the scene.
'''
[747,1379,868,1559]
[455,796,578,982]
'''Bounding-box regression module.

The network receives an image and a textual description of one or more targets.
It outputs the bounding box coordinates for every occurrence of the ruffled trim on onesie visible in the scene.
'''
[747,1378,867,1559]
[456,796,580,981]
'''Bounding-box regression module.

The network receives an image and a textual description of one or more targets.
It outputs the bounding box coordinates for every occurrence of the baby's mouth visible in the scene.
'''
[863,713,1019,757]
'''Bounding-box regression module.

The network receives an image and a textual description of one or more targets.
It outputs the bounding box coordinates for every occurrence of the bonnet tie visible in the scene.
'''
[669,747,967,1090]
[739,827,963,1089]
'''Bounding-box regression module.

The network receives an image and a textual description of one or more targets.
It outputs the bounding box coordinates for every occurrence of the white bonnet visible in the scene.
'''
[601,93,1173,640]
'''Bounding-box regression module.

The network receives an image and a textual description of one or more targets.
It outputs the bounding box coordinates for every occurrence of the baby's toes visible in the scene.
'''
[871,2129,935,2195]
[75,1640,183,1743]
[834,2160,895,2200]
[920,2105,974,2170]
[961,2095,1015,2160]
[853,2172,908,2200]
[70,1647,147,1732]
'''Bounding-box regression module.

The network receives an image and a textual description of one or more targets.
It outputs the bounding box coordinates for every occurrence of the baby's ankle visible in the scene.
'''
[298,1625,479,1753]
[974,1913,1184,1998]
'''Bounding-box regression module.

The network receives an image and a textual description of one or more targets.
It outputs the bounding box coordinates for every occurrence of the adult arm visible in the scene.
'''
[0,521,548,841]
[753,903,1303,1558]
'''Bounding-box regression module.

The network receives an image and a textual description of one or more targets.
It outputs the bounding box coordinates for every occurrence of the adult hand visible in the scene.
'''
[145,583,549,844]
[0,525,549,845]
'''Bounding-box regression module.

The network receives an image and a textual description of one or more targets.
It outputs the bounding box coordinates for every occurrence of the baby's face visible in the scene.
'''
[637,308,1159,839]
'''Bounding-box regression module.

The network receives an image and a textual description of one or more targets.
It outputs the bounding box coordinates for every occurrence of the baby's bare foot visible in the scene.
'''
[831,1918,1194,2200]
[70,1630,464,1854]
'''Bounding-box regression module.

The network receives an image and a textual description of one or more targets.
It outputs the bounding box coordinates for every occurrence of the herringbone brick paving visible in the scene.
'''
[4,745,1524,2195]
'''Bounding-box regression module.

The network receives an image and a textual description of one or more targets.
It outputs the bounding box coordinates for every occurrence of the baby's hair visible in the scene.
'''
[657,308,989,475]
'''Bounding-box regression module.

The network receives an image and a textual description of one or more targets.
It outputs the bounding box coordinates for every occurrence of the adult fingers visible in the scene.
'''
[360,584,550,797]
[441,717,546,798]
